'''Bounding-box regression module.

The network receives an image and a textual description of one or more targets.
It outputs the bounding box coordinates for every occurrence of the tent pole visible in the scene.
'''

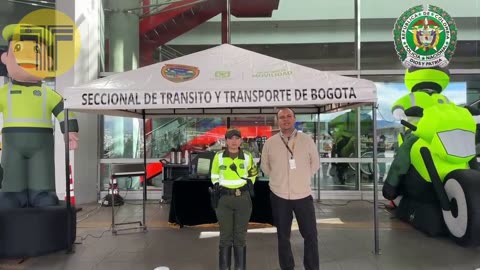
[372,103,380,255]
[142,110,147,230]
[221,0,231,44]
[315,114,321,202]
[64,109,73,253]
[354,0,361,78]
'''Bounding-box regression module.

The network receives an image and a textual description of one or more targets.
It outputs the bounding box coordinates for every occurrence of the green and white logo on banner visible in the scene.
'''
[393,4,457,68]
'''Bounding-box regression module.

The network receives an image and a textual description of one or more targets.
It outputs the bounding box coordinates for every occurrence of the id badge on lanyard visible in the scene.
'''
[289,159,296,169]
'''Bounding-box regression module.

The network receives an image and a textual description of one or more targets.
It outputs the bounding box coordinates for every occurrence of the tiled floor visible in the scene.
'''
[1,200,480,270]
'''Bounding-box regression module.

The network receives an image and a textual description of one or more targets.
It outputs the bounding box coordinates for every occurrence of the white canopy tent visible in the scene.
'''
[65,44,376,116]
[62,44,381,252]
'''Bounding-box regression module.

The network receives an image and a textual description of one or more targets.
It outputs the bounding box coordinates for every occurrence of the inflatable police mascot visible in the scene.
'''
[0,24,79,209]
[383,5,480,246]
[383,67,453,236]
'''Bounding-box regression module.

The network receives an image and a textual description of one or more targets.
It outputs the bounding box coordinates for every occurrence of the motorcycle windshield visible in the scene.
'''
[436,130,476,158]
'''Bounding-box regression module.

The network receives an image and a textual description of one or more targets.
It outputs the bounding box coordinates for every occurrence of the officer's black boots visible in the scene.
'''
[219,246,232,270]
[233,246,246,270]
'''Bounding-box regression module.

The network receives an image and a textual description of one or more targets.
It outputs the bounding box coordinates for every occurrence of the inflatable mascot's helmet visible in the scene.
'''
[404,67,451,93]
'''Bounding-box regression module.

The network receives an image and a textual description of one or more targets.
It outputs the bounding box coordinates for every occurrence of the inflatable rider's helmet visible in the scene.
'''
[404,67,450,93]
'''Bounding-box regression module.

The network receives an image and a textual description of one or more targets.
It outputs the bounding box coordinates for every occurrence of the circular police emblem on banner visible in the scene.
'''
[161,64,199,83]
[393,5,457,68]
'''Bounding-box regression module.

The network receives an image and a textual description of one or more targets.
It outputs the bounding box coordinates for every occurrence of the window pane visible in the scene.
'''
[361,0,480,70]
[319,110,359,190]
[103,116,143,159]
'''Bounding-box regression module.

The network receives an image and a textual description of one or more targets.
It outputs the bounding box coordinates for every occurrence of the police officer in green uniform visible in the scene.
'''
[211,129,257,270]
[0,24,79,208]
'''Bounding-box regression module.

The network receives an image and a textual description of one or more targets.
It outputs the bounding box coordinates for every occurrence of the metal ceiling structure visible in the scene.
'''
[137,0,280,66]
[6,0,55,9]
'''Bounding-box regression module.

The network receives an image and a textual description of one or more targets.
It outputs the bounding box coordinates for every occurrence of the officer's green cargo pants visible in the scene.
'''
[216,191,252,247]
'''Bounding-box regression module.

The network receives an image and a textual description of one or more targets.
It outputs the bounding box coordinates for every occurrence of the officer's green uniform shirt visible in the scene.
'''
[211,149,257,189]
[0,80,78,133]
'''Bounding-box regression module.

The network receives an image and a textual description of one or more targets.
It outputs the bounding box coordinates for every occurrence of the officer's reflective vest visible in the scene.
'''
[0,80,76,131]
[211,151,251,189]
[392,91,451,116]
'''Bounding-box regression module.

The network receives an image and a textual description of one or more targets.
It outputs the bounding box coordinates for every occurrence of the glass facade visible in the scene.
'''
[101,0,480,194]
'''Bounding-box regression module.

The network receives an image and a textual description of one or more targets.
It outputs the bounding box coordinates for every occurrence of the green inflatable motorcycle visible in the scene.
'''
[384,102,480,246]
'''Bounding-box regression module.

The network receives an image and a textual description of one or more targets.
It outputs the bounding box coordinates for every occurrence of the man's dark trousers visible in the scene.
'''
[270,192,319,270]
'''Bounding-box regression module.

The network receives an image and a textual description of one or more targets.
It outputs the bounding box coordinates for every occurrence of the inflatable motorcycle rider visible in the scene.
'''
[383,67,480,237]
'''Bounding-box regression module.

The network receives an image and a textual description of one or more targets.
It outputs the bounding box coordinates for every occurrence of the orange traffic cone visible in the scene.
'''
[65,165,76,206]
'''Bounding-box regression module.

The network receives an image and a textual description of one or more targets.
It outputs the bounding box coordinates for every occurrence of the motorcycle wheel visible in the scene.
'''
[442,169,480,246]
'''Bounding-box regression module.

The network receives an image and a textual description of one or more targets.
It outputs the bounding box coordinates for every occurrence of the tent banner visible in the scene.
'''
[64,44,377,111]
[67,86,373,110]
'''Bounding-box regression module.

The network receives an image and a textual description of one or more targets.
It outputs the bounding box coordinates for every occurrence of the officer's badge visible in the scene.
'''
[239,164,245,169]
[33,90,42,96]
[248,166,258,177]
[219,165,227,170]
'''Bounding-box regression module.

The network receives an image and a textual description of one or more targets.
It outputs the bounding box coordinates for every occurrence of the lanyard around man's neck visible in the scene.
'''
[281,130,297,159]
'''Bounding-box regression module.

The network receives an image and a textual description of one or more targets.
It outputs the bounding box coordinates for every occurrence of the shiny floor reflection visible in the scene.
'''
[1,200,480,270]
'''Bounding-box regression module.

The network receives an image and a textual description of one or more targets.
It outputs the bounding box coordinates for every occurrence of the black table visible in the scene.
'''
[168,178,273,227]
